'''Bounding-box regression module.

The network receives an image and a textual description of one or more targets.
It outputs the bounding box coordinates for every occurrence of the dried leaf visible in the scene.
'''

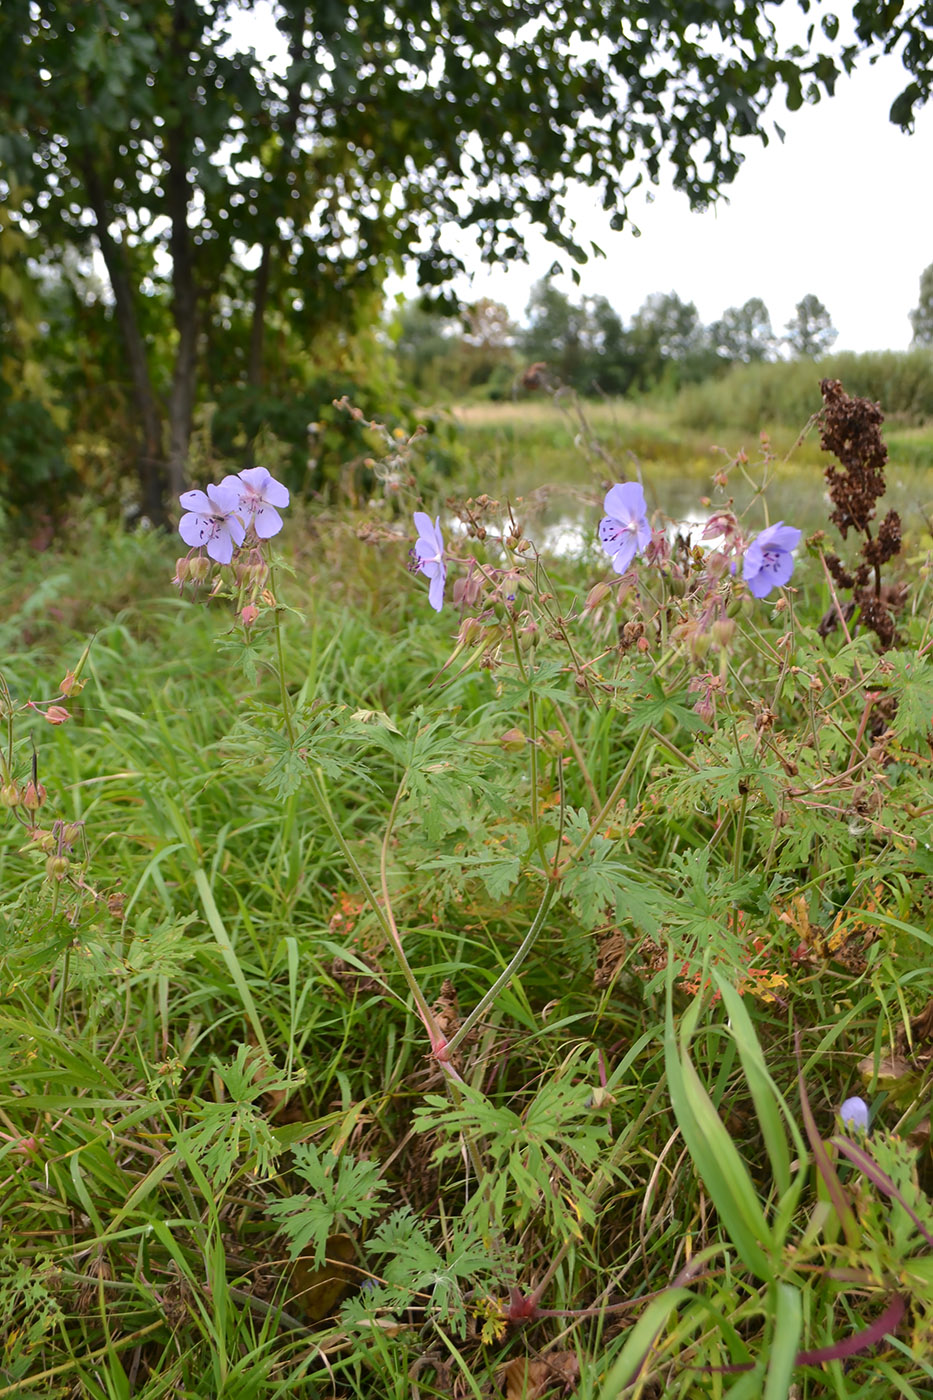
[289,1233,356,1322]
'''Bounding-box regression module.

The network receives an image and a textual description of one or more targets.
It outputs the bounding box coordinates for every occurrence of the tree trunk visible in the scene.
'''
[165,140,198,500]
[164,0,199,499]
[83,162,167,524]
[247,244,271,388]
[247,6,306,390]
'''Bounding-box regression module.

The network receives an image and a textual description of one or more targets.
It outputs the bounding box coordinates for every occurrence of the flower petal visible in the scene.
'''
[609,534,638,575]
[206,528,235,565]
[207,482,241,515]
[179,490,212,514]
[603,481,647,522]
[840,1097,870,1132]
[179,512,211,548]
[428,566,446,611]
[252,504,283,539]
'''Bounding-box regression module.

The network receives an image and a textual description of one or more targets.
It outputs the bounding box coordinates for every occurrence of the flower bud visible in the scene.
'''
[711,619,736,649]
[188,555,211,583]
[540,729,565,756]
[240,603,260,628]
[516,574,535,596]
[1,782,21,808]
[458,616,486,646]
[44,705,70,725]
[26,827,56,853]
[46,855,70,881]
[585,581,612,612]
[60,671,85,698]
[691,631,712,660]
[519,620,538,652]
[173,557,190,585]
[452,575,484,609]
[500,727,526,752]
[22,781,47,811]
[839,1097,869,1133]
[62,822,83,846]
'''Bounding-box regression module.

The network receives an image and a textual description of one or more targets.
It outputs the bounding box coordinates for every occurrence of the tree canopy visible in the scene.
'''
[784,294,839,357]
[0,0,929,518]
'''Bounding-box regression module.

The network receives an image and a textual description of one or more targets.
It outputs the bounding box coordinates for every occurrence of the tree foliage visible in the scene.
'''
[710,298,778,363]
[785,294,839,358]
[909,263,933,347]
[0,0,929,518]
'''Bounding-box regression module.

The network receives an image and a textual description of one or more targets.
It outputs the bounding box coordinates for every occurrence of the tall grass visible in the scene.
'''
[1,387,933,1400]
[673,349,933,434]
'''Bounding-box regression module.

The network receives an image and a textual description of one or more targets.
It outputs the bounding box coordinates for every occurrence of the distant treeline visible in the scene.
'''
[393,279,933,418]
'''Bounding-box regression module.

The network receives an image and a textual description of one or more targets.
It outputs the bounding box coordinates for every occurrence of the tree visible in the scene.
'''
[628,292,717,387]
[909,263,933,346]
[710,298,777,363]
[784,295,839,357]
[0,0,929,518]
[521,280,593,388]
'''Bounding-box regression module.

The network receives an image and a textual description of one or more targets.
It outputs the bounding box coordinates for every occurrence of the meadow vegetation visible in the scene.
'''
[2,380,933,1397]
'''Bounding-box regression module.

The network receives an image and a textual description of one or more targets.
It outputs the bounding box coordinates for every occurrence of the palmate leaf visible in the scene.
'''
[223,702,378,799]
[561,809,670,932]
[266,1145,388,1268]
[617,675,704,736]
[885,650,933,744]
[420,848,522,900]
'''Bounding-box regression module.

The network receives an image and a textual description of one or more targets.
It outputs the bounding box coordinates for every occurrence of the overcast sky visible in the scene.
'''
[392,51,933,353]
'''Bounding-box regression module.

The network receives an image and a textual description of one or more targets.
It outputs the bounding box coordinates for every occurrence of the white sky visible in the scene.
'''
[392,53,933,353]
[229,3,932,353]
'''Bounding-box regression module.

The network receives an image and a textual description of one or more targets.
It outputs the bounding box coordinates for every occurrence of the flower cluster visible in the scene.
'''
[409,483,802,613]
[178,467,289,564]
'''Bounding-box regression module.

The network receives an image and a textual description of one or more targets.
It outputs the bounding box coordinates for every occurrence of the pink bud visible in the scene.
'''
[60,671,85,697]
[44,706,70,725]
[240,603,260,628]
[22,782,47,811]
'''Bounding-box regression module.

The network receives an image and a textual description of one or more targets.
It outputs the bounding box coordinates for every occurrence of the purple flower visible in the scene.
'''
[598,482,651,574]
[220,467,289,539]
[412,512,446,611]
[178,483,245,565]
[742,521,802,598]
[839,1096,870,1133]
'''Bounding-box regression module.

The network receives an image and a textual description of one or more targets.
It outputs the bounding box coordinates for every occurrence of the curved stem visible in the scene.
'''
[444,876,556,1057]
[563,724,652,869]
[305,766,441,1048]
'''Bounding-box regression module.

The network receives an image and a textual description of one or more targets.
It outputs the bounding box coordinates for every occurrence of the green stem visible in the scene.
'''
[732,788,749,885]
[564,725,653,867]
[444,877,557,1058]
[305,765,442,1049]
[270,562,296,745]
[56,944,71,1032]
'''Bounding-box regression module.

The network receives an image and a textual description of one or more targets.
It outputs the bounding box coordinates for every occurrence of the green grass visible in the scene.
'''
[1,409,933,1400]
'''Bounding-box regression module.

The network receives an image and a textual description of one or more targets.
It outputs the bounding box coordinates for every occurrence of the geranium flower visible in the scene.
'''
[742,521,802,598]
[598,482,651,574]
[412,512,446,611]
[839,1096,869,1133]
[178,483,245,564]
[221,467,290,539]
